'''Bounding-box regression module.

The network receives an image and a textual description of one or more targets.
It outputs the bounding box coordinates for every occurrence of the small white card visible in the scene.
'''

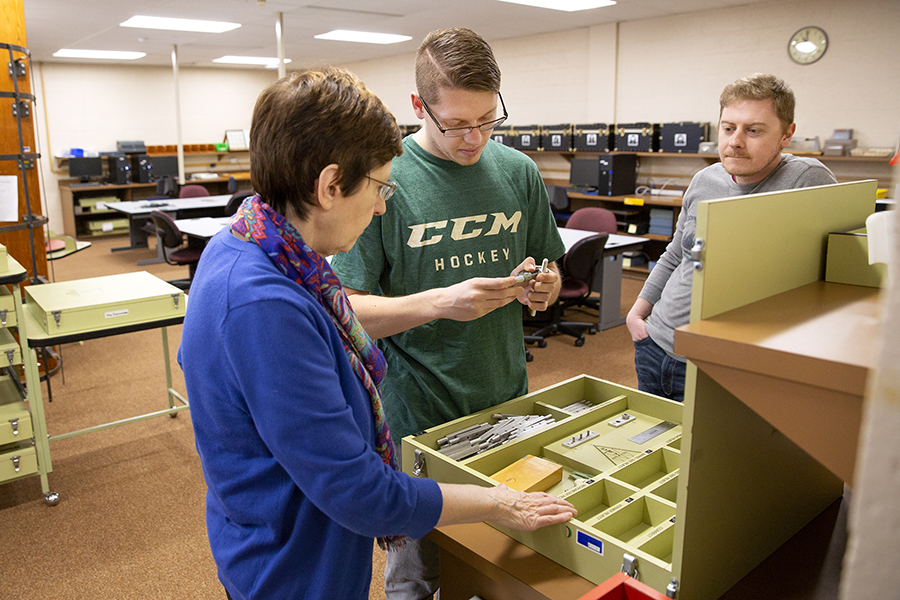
[0,176,20,223]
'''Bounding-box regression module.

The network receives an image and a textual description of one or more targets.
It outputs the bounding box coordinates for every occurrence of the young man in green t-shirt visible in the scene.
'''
[330,27,565,599]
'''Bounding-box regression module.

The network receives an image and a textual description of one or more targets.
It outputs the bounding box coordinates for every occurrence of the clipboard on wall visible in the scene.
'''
[224,129,250,151]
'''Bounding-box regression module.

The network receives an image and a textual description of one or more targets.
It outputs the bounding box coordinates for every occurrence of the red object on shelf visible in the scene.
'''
[576,572,671,600]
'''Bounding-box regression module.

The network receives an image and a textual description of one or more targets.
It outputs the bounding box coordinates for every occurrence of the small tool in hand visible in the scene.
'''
[530,258,549,317]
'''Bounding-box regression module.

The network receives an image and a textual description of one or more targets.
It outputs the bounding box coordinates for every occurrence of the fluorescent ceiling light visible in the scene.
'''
[53,49,146,60]
[495,0,616,11]
[213,56,292,68]
[314,30,412,45]
[120,15,240,33]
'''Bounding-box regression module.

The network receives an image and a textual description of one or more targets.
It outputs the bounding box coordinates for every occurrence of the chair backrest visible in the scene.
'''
[563,232,609,285]
[150,210,184,249]
[225,190,255,216]
[566,206,618,234]
[179,184,209,198]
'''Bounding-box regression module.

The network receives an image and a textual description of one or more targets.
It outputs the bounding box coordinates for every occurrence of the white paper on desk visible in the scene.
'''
[0,176,20,223]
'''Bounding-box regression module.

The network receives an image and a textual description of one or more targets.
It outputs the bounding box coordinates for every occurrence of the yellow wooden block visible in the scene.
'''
[490,454,563,492]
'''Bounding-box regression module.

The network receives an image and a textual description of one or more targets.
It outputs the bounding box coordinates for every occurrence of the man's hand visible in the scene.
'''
[436,276,523,322]
[509,257,560,314]
[626,297,653,342]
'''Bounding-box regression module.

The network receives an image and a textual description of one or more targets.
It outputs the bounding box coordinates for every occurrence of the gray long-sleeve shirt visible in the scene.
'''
[639,153,837,359]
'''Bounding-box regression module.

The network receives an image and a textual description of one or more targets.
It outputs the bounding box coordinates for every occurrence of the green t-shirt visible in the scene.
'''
[331,136,565,442]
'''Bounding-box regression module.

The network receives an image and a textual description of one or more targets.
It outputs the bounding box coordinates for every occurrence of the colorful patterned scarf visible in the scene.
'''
[230,195,405,550]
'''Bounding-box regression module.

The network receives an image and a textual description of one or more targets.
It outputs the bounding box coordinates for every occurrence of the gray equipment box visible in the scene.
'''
[573,123,612,152]
[542,124,574,152]
[25,271,186,336]
[614,123,659,152]
[512,125,542,151]
[659,122,710,154]
[490,125,517,148]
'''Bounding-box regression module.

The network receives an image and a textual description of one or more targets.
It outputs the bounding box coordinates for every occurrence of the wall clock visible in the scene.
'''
[788,26,828,65]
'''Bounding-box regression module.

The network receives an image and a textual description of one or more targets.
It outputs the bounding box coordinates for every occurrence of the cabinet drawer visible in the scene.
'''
[0,444,37,483]
[0,285,17,327]
[0,329,21,367]
[0,400,31,445]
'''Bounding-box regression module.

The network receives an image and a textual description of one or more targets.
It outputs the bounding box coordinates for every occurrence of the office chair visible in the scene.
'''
[526,233,609,347]
[149,210,203,290]
[565,206,618,312]
[225,190,255,216]
[178,183,209,198]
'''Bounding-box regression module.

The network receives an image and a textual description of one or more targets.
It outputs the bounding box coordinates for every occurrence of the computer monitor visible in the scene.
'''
[149,156,178,180]
[569,158,600,189]
[68,156,103,183]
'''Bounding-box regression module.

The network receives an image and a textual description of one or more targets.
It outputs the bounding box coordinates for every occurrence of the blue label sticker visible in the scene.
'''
[576,531,604,555]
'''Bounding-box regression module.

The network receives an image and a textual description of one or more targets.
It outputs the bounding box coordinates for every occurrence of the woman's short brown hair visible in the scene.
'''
[719,73,796,133]
[250,67,402,219]
[415,28,501,105]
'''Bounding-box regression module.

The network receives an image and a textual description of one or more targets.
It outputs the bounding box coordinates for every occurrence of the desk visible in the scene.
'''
[428,523,596,600]
[559,228,649,331]
[105,195,231,260]
[175,216,230,242]
[674,281,879,484]
[21,281,189,502]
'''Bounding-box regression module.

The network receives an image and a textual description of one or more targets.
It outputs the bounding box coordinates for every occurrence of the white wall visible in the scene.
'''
[35,0,900,233]
[34,63,276,232]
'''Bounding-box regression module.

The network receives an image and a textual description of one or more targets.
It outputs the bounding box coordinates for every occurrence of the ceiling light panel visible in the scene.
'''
[120,15,241,33]
[52,49,146,60]
[314,30,412,44]
[495,0,616,11]
[213,56,292,67]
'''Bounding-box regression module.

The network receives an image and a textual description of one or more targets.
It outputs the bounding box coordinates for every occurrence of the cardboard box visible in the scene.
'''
[825,227,885,288]
[25,271,186,336]
[491,454,563,492]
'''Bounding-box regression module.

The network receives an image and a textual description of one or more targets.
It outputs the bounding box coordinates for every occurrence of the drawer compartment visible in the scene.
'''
[0,444,37,483]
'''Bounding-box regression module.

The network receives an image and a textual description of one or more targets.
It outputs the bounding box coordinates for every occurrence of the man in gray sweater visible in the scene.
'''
[625,74,837,402]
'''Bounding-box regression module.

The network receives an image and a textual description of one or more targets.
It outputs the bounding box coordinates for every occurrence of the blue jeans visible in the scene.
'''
[384,443,440,600]
[634,335,686,403]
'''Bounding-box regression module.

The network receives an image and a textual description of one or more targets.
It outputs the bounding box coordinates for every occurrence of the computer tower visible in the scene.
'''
[131,154,152,183]
[106,154,131,185]
[596,153,637,196]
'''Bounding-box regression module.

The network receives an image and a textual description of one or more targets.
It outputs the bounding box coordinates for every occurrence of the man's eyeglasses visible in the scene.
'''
[366,175,397,201]
[419,92,508,138]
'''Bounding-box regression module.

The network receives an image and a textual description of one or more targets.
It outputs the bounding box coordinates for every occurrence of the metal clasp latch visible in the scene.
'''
[171,294,180,309]
[412,449,426,477]
[4,349,15,366]
[8,418,18,436]
[0,308,7,325]
[689,237,705,271]
[52,310,62,327]
[11,455,20,473]
[666,577,679,598]
[621,553,640,579]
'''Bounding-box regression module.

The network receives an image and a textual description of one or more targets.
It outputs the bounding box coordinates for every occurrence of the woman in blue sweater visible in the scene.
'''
[178,67,576,600]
